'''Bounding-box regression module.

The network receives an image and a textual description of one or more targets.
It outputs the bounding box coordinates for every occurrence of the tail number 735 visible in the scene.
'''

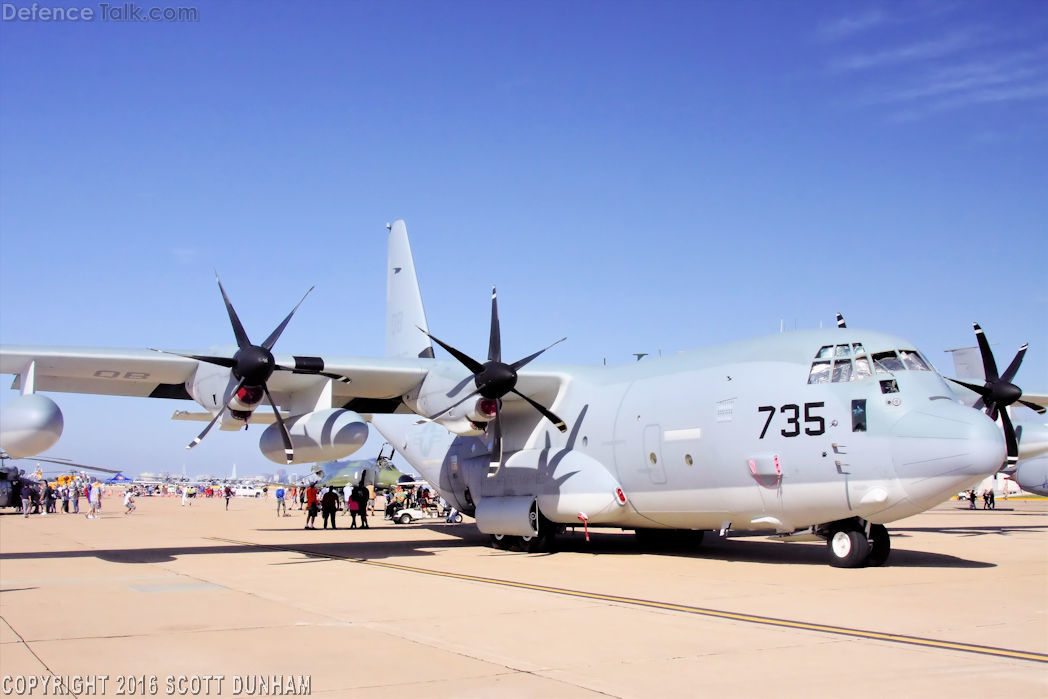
[758,402,825,438]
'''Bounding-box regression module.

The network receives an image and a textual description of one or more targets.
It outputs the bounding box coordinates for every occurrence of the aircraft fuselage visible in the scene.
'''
[381,329,1004,542]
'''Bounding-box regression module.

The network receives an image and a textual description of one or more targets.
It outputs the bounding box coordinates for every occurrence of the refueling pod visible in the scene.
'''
[0,394,64,458]
[258,408,369,465]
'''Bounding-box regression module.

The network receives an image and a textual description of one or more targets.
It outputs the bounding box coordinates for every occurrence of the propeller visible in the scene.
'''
[946,322,1046,467]
[153,275,349,464]
[419,287,567,466]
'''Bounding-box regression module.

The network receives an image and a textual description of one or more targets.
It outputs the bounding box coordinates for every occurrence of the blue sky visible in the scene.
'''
[1,1,1045,478]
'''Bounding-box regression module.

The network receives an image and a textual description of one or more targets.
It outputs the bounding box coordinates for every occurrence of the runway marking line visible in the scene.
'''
[206,536,1047,664]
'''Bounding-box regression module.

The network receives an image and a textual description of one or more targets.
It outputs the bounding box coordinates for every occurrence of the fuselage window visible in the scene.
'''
[853,356,872,380]
[808,361,831,384]
[815,345,834,360]
[873,351,905,373]
[898,350,931,371]
[834,344,852,358]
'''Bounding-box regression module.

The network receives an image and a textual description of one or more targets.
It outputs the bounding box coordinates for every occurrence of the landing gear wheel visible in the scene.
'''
[519,529,556,553]
[867,524,890,567]
[827,528,870,568]
[489,534,521,551]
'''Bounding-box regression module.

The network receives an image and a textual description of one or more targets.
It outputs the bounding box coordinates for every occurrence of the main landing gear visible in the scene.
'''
[822,518,890,568]
[489,513,560,553]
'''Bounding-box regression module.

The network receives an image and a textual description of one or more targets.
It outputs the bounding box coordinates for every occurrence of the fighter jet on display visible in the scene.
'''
[303,445,415,491]
[0,221,1015,566]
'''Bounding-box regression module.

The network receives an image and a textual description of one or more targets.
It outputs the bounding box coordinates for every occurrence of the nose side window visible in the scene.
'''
[851,399,867,432]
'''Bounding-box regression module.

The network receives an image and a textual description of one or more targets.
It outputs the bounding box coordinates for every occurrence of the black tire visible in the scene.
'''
[520,528,557,553]
[397,513,411,525]
[489,534,522,550]
[867,524,890,567]
[450,512,463,524]
[827,528,870,568]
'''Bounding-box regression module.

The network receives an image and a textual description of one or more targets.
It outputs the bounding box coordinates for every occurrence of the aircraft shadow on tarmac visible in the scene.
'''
[0,523,1004,569]
[382,523,998,569]
[891,523,1046,538]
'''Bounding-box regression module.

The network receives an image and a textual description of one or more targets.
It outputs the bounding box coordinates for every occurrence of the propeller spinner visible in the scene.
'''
[420,287,567,465]
[947,322,1046,467]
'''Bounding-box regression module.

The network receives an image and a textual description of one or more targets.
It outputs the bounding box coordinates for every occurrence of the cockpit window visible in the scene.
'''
[810,344,928,384]
[832,359,852,383]
[898,350,930,371]
[807,361,831,384]
[872,351,906,373]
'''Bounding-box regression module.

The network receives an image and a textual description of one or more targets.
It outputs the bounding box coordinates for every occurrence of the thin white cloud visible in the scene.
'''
[829,31,979,73]
[818,10,887,42]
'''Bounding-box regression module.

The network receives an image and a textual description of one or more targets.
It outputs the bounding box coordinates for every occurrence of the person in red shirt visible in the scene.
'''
[305,484,318,530]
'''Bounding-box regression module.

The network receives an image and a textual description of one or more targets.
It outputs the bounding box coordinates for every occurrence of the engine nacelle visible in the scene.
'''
[0,394,64,458]
[1014,454,1048,496]
[259,408,369,465]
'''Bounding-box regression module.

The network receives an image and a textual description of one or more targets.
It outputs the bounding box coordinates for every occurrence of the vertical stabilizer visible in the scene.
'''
[386,220,434,359]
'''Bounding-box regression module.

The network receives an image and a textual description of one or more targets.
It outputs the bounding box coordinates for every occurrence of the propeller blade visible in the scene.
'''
[273,364,351,384]
[150,348,236,368]
[489,402,503,473]
[216,274,252,349]
[418,327,485,374]
[510,337,567,372]
[999,344,1028,384]
[488,287,501,363]
[426,389,480,421]
[946,377,987,395]
[1018,399,1047,415]
[261,286,315,351]
[973,323,999,382]
[1000,410,1018,468]
[262,383,294,464]
[187,377,245,450]
[511,388,567,433]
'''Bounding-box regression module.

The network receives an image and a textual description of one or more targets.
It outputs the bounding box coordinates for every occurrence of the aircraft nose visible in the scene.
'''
[891,401,1005,480]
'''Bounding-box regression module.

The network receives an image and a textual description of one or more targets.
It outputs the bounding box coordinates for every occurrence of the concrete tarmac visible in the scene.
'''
[1,494,1045,698]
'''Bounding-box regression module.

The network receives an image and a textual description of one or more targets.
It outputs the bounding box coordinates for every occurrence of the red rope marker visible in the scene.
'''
[577,512,590,542]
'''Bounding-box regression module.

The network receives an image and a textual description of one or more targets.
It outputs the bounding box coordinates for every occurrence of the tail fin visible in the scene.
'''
[386,220,434,359]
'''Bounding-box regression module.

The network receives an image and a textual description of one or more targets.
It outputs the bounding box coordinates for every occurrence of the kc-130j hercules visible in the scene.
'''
[1,221,1035,566]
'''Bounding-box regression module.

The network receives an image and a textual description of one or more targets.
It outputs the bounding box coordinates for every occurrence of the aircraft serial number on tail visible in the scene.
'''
[758,402,825,438]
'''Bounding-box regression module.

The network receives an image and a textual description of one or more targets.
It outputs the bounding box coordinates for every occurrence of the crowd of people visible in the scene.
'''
[15,478,458,527]
[265,482,452,530]
[965,489,997,509]
[18,478,106,519]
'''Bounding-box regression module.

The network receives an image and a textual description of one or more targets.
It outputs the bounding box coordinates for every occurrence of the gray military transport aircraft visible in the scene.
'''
[0,221,1034,566]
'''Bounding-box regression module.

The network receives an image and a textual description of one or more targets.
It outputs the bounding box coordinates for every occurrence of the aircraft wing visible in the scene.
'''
[1,346,199,398]
[0,345,431,410]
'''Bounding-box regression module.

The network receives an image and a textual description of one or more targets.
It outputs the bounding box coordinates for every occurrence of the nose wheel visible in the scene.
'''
[825,520,890,568]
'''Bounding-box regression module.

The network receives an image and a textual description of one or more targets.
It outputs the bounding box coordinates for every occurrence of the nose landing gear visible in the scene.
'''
[823,519,890,568]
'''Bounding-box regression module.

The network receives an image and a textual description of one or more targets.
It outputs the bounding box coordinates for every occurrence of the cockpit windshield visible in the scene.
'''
[808,344,931,384]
